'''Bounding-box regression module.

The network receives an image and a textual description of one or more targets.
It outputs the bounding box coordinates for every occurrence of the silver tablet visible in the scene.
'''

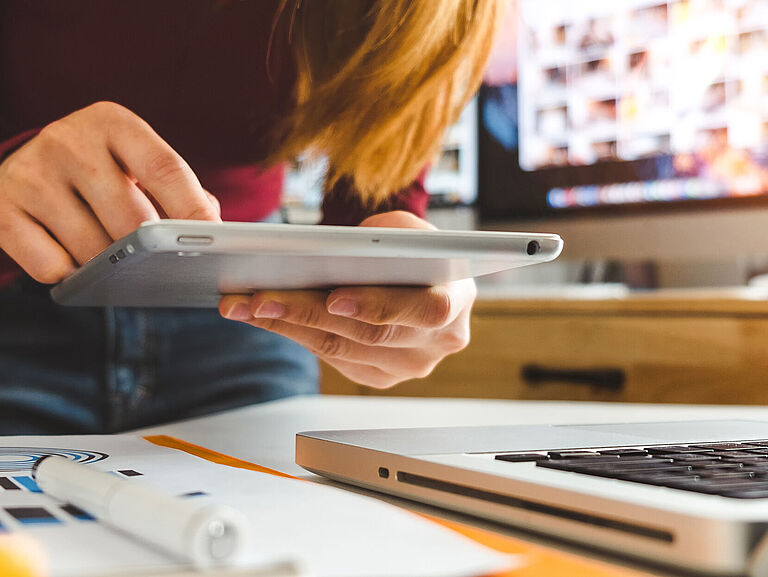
[50,220,563,307]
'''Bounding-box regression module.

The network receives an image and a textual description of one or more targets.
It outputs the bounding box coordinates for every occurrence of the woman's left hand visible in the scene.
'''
[219,211,476,388]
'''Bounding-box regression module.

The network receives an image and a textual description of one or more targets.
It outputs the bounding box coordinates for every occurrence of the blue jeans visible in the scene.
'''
[0,274,318,434]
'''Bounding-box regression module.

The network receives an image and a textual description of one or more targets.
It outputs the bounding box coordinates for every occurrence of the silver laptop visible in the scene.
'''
[297,420,768,576]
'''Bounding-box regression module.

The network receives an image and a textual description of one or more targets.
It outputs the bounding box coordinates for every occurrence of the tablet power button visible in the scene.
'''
[177,235,214,246]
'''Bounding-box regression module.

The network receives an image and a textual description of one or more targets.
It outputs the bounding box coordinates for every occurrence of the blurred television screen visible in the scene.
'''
[480,0,768,218]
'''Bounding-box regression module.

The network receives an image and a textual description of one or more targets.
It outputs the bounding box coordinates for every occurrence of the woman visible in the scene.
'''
[0,0,500,433]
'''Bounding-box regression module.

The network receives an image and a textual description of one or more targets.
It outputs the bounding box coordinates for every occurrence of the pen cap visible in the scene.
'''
[184,504,251,567]
[105,483,249,567]
[34,456,250,568]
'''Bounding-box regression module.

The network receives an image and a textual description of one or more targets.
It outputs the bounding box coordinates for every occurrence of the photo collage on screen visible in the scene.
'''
[517,0,768,201]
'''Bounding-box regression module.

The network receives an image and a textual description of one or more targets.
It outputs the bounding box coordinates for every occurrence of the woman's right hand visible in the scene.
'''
[0,101,220,283]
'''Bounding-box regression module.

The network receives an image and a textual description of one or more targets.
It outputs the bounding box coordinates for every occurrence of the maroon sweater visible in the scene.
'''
[0,1,428,286]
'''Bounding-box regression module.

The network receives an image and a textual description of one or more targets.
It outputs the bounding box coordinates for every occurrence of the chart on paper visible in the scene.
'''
[0,446,151,536]
[0,436,226,577]
[0,435,512,577]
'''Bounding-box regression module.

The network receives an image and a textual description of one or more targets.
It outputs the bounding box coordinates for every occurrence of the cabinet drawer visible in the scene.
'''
[320,295,768,404]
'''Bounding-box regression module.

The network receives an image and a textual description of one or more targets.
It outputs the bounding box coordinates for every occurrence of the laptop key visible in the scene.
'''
[719,489,768,499]
[689,462,744,470]
[621,474,768,493]
[597,449,649,456]
[720,458,768,466]
[539,460,684,475]
[689,443,758,451]
[625,474,703,486]
[548,457,656,470]
[539,457,672,468]
[610,463,691,472]
[708,451,761,459]
[699,481,768,492]
[546,451,602,459]
[665,459,727,467]
[600,466,695,479]
[494,453,549,463]
[644,446,714,454]
[652,454,723,462]
[695,471,757,480]
[545,456,632,465]
[633,477,720,492]
[665,480,748,494]
[729,459,768,468]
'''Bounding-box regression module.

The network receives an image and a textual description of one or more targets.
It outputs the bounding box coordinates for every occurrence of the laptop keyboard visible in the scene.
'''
[494,440,768,498]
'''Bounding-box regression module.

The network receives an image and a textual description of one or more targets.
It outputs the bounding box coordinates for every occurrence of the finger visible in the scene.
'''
[105,108,220,222]
[0,207,76,283]
[322,357,403,389]
[220,291,425,348]
[20,182,114,265]
[326,278,477,329]
[204,189,221,215]
[69,151,161,241]
[235,315,440,379]
[219,295,252,321]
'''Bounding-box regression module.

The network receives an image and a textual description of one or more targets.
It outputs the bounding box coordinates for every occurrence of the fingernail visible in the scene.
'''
[253,301,286,318]
[225,302,252,321]
[328,299,357,317]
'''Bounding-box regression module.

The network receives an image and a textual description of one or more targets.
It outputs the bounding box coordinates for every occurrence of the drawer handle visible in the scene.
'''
[521,364,626,391]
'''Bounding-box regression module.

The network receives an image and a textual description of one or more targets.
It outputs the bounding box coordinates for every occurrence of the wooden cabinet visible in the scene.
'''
[320,290,768,404]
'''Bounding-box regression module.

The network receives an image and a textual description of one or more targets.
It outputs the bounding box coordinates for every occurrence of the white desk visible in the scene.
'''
[138,395,768,477]
[137,396,768,576]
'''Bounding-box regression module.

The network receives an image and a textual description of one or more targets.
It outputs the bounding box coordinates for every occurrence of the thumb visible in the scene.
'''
[358,210,436,230]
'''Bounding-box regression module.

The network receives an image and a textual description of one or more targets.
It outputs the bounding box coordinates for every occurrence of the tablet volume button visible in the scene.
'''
[177,235,214,246]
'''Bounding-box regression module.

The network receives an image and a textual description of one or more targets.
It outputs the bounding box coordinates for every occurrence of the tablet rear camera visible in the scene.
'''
[527,241,540,256]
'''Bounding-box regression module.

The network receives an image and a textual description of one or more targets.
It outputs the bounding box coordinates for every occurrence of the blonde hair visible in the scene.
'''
[269,0,502,206]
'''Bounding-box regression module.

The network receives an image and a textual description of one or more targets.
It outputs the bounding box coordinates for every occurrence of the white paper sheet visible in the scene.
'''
[0,435,517,577]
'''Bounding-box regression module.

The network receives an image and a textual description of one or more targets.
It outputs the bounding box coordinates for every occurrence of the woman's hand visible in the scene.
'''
[0,101,220,284]
[219,211,477,388]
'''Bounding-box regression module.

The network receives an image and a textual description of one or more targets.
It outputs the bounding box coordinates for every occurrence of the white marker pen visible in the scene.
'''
[33,456,249,568]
